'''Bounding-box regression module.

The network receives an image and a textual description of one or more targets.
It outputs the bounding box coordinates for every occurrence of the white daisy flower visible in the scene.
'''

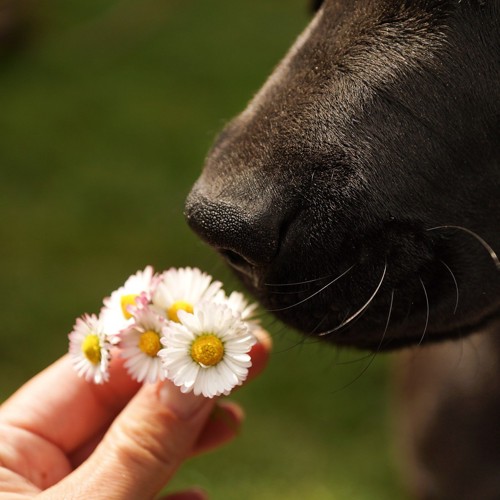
[120,306,167,383]
[69,314,111,384]
[159,302,257,398]
[100,266,158,335]
[152,267,223,323]
[221,291,259,322]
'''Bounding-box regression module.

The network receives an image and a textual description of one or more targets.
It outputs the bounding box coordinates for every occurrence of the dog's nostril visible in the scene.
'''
[185,190,283,266]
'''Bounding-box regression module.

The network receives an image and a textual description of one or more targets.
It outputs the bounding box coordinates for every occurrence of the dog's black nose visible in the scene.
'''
[184,189,280,269]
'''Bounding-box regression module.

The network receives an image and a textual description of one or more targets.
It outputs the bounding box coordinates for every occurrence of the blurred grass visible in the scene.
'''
[0,1,405,498]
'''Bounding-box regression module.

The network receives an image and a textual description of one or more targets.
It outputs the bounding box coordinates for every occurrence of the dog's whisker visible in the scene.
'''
[335,352,374,365]
[263,317,288,340]
[330,289,394,393]
[260,312,319,353]
[337,289,394,365]
[311,308,338,335]
[249,310,272,320]
[427,225,500,270]
[418,278,430,346]
[267,264,355,312]
[319,261,387,337]
[286,308,347,348]
[273,328,312,354]
[265,270,352,287]
[381,289,395,347]
[369,288,394,355]
[440,259,459,315]
[266,288,313,295]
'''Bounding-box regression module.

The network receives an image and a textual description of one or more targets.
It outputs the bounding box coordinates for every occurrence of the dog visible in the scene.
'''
[185,1,500,498]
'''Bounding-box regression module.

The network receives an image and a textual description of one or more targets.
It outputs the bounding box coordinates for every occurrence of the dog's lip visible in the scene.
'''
[220,248,253,271]
[220,249,262,288]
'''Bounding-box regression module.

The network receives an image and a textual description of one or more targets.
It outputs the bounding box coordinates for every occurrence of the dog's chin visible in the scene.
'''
[211,214,500,351]
[224,251,500,351]
[226,260,408,349]
[218,221,438,349]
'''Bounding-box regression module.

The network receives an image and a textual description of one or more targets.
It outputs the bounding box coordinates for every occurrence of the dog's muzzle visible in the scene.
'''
[184,187,283,282]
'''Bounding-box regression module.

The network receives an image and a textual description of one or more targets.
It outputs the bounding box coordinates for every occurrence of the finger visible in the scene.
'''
[40,329,271,500]
[247,327,272,381]
[191,401,244,456]
[1,328,271,462]
[40,381,216,500]
[0,354,141,455]
[0,465,42,497]
[69,401,244,468]
[68,427,108,469]
[187,330,272,457]
[70,329,271,460]
[0,423,71,490]
[160,488,208,500]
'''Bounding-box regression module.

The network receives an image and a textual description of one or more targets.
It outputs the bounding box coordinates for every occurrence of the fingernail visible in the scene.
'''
[253,327,273,350]
[158,381,210,420]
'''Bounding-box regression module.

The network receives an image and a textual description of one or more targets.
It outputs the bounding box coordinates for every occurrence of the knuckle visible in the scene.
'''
[109,414,183,475]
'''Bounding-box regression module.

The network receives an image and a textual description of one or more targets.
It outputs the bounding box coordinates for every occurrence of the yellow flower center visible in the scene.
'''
[120,294,138,319]
[191,334,224,367]
[138,330,162,357]
[81,334,101,365]
[167,300,193,323]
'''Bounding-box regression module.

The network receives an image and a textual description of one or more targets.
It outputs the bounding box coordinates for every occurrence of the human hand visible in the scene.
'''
[0,329,271,499]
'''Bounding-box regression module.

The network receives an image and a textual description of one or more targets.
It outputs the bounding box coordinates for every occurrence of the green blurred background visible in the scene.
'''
[0,0,405,498]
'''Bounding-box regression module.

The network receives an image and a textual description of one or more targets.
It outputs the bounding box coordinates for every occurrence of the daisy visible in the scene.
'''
[152,267,223,323]
[69,314,111,384]
[159,301,257,398]
[120,306,168,383]
[221,290,259,323]
[100,266,158,335]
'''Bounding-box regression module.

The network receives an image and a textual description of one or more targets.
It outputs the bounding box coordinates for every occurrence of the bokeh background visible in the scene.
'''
[0,0,405,498]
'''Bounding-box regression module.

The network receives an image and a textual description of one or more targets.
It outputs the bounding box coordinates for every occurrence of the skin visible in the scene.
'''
[0,329,271,499]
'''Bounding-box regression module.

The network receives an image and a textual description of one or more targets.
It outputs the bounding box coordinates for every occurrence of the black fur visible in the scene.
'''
[186,0,500,350]
[185,1,500,497]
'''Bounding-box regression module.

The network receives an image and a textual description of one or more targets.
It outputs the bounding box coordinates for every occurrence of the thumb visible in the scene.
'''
[40,381,215,500]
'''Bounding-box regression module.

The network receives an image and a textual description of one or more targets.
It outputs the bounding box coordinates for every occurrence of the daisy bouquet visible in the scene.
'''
[68,266,258,398]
